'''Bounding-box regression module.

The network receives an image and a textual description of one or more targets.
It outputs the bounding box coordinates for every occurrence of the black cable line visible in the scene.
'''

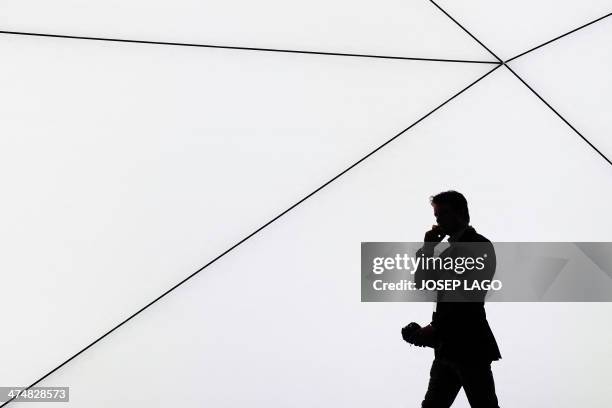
[504,64,612,166]
[0,63,502,407]
[0,30,499,64]
[426,1,612,169]
[506,11,612,63]
[428,0,503,63]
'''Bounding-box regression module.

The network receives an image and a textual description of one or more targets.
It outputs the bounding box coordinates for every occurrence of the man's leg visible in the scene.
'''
[421,358,462,408]
[456,360,500,408]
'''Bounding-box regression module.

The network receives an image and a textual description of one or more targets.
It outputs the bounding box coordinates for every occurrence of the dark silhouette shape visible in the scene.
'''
[402,190,501,408]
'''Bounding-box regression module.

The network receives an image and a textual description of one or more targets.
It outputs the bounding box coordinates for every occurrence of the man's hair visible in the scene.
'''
[429,190,470,223]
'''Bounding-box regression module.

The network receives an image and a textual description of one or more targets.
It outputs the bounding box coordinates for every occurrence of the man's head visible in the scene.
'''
[429,190,470,235]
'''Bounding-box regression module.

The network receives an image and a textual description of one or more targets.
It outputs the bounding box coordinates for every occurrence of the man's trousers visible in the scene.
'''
[421,357,500,408]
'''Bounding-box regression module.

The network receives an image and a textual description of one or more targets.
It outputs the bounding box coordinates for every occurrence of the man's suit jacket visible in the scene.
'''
[415,226,502,362]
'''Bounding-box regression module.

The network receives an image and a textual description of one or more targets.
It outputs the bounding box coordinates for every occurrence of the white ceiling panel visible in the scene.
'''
[7,66,612,408]
[0,0,496,61]
[0,34,491,388]
[435,0,612,60]
[509,15,612,163]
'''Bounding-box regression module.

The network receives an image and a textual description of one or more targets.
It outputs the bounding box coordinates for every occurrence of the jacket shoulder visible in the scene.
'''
[462,227,490,243]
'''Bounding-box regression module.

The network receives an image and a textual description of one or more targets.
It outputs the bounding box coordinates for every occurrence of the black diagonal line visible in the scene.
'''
[0,30,499,64]
[506,11,612,63]
[424,1,612,168]
[505,64,612,167]
[0,63,502,407]
[428,0,502,63]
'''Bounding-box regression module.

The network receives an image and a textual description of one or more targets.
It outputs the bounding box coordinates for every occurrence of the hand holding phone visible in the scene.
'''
[424,224,446,243]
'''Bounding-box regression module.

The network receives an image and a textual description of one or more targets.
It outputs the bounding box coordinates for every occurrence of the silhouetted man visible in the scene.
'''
[402,190,501,408]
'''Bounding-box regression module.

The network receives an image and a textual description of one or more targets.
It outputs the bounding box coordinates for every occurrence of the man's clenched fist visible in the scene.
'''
[401,322,437,348]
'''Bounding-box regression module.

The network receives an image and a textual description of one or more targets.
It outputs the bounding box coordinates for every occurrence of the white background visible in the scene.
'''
[1,1,611,407]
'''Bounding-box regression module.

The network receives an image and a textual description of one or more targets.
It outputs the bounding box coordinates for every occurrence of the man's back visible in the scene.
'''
[432,226,501,363]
